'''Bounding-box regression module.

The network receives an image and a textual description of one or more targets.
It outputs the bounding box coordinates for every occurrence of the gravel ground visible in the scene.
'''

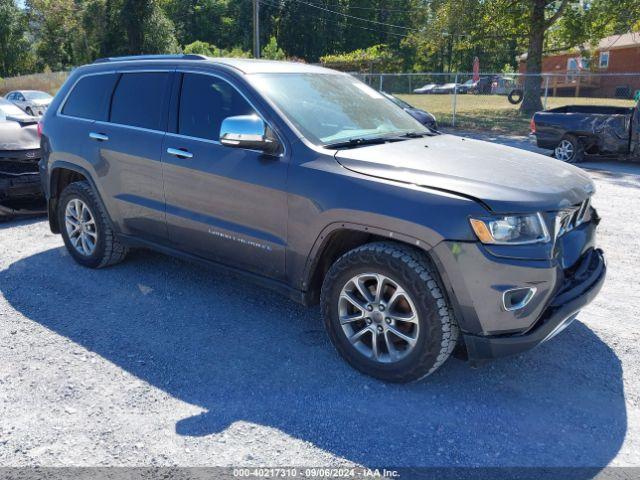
[0,160,639,469]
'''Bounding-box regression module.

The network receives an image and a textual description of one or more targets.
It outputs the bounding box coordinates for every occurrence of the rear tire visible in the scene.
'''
[321,242,459,383]
[554,135,584,163]
[58,181,128,268]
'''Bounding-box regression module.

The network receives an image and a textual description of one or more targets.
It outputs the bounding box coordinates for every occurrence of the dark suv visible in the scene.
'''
[40,55,606,382]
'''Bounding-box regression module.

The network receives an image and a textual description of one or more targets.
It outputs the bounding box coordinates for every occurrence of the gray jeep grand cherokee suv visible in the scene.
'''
[40,55,606,382]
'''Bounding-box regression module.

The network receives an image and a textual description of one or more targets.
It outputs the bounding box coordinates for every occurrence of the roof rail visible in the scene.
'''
[93,54,208,64]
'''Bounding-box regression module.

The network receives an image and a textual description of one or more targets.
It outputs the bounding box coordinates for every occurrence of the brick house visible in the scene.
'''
[518,32,640,98]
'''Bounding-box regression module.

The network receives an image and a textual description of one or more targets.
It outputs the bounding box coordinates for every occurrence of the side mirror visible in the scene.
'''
[220,114,279,155]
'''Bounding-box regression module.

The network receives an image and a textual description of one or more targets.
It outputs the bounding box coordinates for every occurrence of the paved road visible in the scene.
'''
[0,161,639,469]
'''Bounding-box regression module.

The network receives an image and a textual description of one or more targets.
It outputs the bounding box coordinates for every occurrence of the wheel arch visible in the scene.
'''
[301,223,435,306]
[48,162,111,234]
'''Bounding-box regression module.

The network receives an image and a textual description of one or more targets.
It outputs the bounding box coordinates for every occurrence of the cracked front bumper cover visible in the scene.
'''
[0,149,44,214]
[463,248,606,361]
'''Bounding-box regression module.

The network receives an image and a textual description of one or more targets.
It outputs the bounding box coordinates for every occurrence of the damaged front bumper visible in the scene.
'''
[463,248,606,361]
[0,149,44,215]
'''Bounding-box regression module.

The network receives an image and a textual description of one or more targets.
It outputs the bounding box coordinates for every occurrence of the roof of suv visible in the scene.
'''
[91,55,339,75]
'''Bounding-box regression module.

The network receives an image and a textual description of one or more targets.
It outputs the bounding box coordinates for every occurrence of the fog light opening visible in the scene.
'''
[502,287,537,311]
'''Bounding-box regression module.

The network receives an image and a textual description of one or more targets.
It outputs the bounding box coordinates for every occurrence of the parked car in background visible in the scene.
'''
[381,92,438,130]
[490,76,518,95]
[5,90,53,116]
[413,83,437,94]
[41,55,605,382]
[463,77,493,94]
[0,98,43,215]
[530,101,640,163]
[432,83,467,94]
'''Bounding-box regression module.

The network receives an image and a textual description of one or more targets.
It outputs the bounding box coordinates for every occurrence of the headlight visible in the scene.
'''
[469,213,550,245]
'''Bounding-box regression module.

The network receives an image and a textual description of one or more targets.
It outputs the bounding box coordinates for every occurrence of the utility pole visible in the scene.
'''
[253,0,260,58]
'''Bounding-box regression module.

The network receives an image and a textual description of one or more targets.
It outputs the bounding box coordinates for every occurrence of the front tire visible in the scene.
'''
[58,181,128,268]
[321,242,459,383]
[26,107,34,116]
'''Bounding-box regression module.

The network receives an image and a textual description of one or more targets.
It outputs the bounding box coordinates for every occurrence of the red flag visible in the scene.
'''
[473,57,480,82]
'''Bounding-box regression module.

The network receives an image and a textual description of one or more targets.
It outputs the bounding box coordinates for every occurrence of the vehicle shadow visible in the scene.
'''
[0,247,627,469]
[0,199,47,223]
[582,163,640,191]
[581,160,640,178]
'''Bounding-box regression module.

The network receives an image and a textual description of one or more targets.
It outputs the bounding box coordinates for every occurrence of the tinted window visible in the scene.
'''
[110,72,171,131]
[62,74,118,121]
[179,74,255,141]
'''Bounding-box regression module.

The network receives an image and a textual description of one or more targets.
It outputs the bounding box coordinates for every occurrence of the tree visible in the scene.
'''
[27,0,84,71]
[120,0,178,54]
[0,0,34,76]
[520,0,571,114]
[102,0,128,57]
[261,36,285,60]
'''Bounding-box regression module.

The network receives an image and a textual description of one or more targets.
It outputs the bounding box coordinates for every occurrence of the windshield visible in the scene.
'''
[384,93,412,110]
[250,73,427,146]
[24,91,52,100]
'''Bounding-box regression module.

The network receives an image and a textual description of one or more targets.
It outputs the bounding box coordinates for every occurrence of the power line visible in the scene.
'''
[258,0,411,38]
[295,1,414,13]
[286,0,417,31]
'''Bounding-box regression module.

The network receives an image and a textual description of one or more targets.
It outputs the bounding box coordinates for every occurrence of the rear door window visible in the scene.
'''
[62,73,118,121]
[110,72,172,131]
[178,73,255,141]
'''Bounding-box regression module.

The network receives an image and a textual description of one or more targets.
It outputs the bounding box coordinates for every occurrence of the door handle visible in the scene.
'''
[167,147,193,159]
[89,132,109,142]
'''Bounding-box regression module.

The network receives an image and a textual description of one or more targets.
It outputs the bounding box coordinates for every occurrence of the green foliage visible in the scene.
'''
[184,40,217,56]
[0,0,35,76]
[321,45,402,73]
[120,0,179,54]
[184,41,251,58]
[1,0,638,78]
[141,0,180,53]
[261,37,286,61]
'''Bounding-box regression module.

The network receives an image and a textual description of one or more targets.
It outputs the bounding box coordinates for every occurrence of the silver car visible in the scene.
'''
[0,98,43,214]
[5,90,53,116]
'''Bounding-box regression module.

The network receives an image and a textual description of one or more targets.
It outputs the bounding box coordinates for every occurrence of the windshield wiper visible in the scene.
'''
[323,137,394,149]
[396,130,437,138]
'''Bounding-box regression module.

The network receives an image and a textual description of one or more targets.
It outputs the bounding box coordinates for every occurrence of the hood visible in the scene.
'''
[0,120,40,150]
[335,134,595,213]
[31,99,51,107]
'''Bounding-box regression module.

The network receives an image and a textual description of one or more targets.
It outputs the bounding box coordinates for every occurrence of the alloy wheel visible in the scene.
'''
[64,198,98,256]
[555,139,575,162]
[338,273,420,363]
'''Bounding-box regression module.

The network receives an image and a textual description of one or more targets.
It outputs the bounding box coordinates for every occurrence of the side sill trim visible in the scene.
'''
[117,233,309,305]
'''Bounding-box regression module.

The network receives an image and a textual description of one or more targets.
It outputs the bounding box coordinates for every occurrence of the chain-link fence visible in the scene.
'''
[1,69,638,137]
[353,72,640,135]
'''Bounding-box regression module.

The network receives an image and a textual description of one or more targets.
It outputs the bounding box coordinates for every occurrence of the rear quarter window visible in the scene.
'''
[62,73,118,121]
[110,72,172,131]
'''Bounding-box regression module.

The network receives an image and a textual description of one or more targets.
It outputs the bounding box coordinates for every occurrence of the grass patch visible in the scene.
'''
[397,94,636,135]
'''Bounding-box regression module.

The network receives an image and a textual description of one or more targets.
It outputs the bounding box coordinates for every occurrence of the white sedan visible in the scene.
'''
[4,90,53,116]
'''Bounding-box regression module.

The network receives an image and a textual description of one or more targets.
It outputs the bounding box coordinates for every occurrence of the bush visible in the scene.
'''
[183,41,251,58]
[321,45,402,73]
[184,41,217,57]
[262,37,286,61]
